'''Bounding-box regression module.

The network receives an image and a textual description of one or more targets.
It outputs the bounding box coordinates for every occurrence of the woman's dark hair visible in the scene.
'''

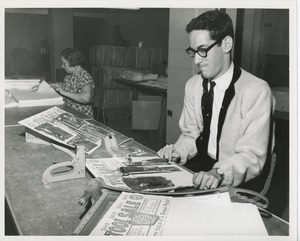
[186,10,234,42]
[60,48,87,67]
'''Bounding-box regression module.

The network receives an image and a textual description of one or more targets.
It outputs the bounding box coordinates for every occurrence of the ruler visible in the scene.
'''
[73,189,120,235]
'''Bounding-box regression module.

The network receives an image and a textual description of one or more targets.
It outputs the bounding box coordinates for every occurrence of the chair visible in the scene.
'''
[259,152,277,197]
[89,46,165,124]
[230,152,277,209]
[92,66,134,125]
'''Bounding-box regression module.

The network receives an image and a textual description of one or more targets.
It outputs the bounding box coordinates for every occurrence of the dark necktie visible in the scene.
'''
[201,79,216,155]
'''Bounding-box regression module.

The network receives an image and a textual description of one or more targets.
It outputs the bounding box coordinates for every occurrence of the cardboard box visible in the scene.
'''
[132,96,162,130]
[271,87,289,112]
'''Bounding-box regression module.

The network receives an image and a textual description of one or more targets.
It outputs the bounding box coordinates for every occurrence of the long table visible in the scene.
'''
[5,104,155,235]
[5,105,289,236]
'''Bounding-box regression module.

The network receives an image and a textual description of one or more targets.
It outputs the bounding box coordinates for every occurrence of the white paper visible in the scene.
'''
[162,199,268,236]
[36,80,57,93]
[176,191,231,203]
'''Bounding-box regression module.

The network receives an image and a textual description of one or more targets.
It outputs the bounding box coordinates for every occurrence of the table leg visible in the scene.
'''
[158,96,167,148]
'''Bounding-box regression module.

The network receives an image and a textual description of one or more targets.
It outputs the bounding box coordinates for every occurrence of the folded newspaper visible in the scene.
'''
[86,157,194,191]
[90,191,268,236]
[18,106,108,154]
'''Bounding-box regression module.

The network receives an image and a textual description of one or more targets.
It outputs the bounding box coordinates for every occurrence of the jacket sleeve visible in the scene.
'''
[214,81,275,187]
[174,77,202,164]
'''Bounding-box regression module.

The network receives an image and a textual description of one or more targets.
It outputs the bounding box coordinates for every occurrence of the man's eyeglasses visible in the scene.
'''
[185,39,222,58]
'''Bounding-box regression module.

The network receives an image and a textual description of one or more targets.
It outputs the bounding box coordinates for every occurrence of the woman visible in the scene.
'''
[55,48,95,118]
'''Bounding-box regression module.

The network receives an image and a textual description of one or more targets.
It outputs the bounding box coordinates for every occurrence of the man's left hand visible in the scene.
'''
[193,169,222,190]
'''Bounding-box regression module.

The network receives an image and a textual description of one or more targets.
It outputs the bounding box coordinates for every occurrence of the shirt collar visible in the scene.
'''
[212,62,234,92]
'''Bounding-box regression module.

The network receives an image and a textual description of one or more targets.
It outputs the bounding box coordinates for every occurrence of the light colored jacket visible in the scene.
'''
[174,66,275,187]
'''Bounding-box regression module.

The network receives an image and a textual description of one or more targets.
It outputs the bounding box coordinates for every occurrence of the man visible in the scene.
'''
[158,10,275,190]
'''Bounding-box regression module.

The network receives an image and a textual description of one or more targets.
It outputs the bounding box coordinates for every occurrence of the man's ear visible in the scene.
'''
[222,36,233,54]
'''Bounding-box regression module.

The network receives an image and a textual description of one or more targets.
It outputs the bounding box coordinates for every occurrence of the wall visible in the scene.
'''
[5,12,49,77]
[5,8,170,79]
[73,16,106,62]
[166,8,201,144]
[105,9,169,57]
[48,9,74,82]
[74,8,170,62]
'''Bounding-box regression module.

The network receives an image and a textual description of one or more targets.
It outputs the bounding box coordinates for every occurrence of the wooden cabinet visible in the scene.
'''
[240,9,289,87]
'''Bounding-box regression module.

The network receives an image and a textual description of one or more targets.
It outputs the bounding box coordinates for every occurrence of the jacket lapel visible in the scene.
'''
[216,64,242,160]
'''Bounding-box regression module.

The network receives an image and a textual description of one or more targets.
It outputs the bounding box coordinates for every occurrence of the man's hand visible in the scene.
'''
[157,144,180,162]
[193,169,222,190]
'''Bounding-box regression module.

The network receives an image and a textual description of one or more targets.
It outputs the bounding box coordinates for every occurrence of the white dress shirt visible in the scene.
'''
[208,62,234,159]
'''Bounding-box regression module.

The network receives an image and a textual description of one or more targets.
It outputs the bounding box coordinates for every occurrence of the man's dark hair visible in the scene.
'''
[60,48,86,67]
[186,10,234,42]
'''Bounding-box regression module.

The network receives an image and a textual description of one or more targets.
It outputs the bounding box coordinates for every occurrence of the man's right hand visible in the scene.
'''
[157,144,180,162]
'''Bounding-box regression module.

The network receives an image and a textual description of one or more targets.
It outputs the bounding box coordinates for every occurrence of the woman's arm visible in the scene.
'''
[56,84,93,104]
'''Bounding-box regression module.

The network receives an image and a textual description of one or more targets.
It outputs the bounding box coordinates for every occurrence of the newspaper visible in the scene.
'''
[90,192,268,236]
[86,157,194,191]
[18,106,107,154]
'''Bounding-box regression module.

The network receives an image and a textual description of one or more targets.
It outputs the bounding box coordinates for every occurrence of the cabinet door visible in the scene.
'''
[240,9,289,87]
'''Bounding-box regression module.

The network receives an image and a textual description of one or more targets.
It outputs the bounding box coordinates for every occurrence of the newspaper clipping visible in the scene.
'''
[86,157,194,191]
[18,106,107,154]
[90,192,172,236]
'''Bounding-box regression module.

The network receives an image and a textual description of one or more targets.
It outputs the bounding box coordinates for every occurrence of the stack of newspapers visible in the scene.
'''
[7,80,64,107]
[5,78,41,91]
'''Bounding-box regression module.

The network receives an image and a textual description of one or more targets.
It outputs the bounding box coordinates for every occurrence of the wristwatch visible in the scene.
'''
[214,168,224,184]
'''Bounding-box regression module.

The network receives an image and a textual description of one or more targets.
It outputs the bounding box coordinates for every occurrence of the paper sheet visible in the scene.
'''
[36,80,57,93]
[176,191,231,203]
[162,199,268,236]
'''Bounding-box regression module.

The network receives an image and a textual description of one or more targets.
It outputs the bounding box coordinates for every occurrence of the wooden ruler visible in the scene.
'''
[73,189,120,235]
